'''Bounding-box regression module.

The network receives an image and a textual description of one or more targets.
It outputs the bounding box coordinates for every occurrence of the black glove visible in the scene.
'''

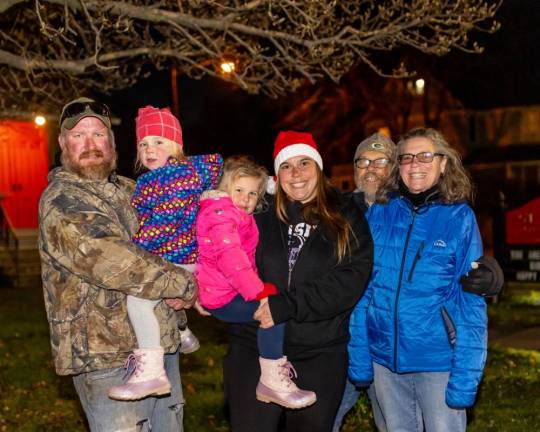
[460,256,504,297]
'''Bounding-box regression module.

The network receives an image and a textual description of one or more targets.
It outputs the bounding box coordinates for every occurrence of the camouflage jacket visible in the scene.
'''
[39,168,196,376]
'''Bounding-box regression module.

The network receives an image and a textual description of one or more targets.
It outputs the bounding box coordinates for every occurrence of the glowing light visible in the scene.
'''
[220,61,235,74]
[378,127,391,137]
[415,78,425,95]
[34,115,46,126]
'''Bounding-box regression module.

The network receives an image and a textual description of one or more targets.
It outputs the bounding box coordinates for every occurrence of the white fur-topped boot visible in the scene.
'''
[256,356,317,409]
[108,347,171,401]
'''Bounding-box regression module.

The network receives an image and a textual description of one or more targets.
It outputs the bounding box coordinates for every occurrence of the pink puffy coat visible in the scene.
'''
[195,191,264,309]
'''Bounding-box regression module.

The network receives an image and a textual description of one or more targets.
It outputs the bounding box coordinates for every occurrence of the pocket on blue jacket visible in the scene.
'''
[407,242,424,282]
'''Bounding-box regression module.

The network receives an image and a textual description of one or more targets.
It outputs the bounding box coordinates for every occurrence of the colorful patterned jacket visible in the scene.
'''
[131,154,223,264]
[39,168,196,376]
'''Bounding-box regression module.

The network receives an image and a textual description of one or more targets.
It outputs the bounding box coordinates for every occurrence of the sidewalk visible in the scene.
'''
[489,327,540,351]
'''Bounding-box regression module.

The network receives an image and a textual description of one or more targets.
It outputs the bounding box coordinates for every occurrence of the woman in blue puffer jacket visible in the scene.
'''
[348,127,487,432]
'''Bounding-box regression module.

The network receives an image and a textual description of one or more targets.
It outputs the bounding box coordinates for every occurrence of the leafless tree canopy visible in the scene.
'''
[0,0,500,113]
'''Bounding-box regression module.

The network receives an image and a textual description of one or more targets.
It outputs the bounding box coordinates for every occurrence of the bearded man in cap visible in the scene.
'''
[351,132,395,210]
[39,97,196,431]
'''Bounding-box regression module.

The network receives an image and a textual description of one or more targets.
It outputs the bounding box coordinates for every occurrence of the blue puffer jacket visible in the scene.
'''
[348,195,487,409]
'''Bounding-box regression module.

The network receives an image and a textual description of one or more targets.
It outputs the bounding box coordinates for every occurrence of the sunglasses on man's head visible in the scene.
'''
[60,101,111,125]
[398,152,444,165]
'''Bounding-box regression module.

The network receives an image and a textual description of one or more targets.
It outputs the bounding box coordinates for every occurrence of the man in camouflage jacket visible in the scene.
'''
[39,97,196,431]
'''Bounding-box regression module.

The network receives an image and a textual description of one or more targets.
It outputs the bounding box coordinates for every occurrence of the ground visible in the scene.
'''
[0,284,538,431]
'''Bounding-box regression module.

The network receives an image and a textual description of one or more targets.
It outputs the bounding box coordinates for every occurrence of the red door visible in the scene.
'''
[0,120,49,228]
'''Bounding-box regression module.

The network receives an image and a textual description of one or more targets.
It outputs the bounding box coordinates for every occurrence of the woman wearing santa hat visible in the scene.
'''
[223,131,373,432]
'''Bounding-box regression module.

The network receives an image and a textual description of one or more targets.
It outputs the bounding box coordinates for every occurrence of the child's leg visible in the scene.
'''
[256,321,316,409]
[126,295,160,348]
[108,295,170,401]
[175,264,200,354]
[209,295,283,358]
[210,294,259,323]
[211,297,284,358]
[209,296,284,357]
[257,324,285,359]
[210,295,316,409]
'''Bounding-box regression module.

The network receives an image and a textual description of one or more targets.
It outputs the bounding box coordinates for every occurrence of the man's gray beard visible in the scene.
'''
[61,150,117,181]
[362,190,378,206]
[356,178,380,205]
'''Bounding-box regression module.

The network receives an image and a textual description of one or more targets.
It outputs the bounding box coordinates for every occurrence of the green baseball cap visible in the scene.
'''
[354,132,396,161]
[60,97,112,130]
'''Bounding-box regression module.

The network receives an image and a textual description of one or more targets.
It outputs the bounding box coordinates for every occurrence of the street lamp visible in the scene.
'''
[220,61,235,74]
[406,78,425,96]
[414,79,425,96]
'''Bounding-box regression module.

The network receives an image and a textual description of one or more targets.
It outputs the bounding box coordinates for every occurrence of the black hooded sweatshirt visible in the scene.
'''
[228,193,373,360]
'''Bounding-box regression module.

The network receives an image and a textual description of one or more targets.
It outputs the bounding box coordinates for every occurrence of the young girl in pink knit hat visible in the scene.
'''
[195,156,317,410]
[108,106,222,401]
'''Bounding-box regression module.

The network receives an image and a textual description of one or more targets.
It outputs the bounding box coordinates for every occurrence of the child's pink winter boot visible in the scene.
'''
[108,347,171,400]
[256,356,316,409]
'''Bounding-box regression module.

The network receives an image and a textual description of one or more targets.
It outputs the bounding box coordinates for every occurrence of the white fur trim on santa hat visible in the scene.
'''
[274,143,323,174]
[266,176,277,195]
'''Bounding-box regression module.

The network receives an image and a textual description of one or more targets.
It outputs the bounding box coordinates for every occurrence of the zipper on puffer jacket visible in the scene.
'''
[407,241,425,283]
[393,211,417,371]
[441,306,457,347]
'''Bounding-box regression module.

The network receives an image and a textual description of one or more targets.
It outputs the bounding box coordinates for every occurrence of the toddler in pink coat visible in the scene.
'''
[196,156,316,410]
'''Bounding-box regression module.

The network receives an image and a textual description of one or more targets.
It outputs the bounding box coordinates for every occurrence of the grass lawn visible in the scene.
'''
[0,284,538,431]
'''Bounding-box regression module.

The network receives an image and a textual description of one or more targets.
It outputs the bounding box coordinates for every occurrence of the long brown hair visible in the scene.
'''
[275,165,354,262]
[377,127,474,204]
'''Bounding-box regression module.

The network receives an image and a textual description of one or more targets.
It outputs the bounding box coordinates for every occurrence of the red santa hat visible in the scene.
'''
[273,131,323,174]
[135,106,183,147]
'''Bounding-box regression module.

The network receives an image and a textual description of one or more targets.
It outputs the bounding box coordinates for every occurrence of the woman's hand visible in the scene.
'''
[254,298,275,328]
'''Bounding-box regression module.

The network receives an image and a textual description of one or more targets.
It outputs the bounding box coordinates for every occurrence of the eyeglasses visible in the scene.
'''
[354,157,390,169]
[60,101,111,126]
[398,152,445,165]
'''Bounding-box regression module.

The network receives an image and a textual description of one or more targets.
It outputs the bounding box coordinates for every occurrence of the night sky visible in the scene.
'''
[443,0,540,109]
[102,0,540,179]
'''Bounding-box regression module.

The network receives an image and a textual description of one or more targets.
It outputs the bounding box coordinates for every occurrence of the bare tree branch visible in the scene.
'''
[0,0,501,112]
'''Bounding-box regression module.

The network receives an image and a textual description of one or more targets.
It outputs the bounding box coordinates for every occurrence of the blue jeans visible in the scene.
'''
[332,379,387,432]
[210,294,284,359]
[72,351,184,432]
[373,362,466,432]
